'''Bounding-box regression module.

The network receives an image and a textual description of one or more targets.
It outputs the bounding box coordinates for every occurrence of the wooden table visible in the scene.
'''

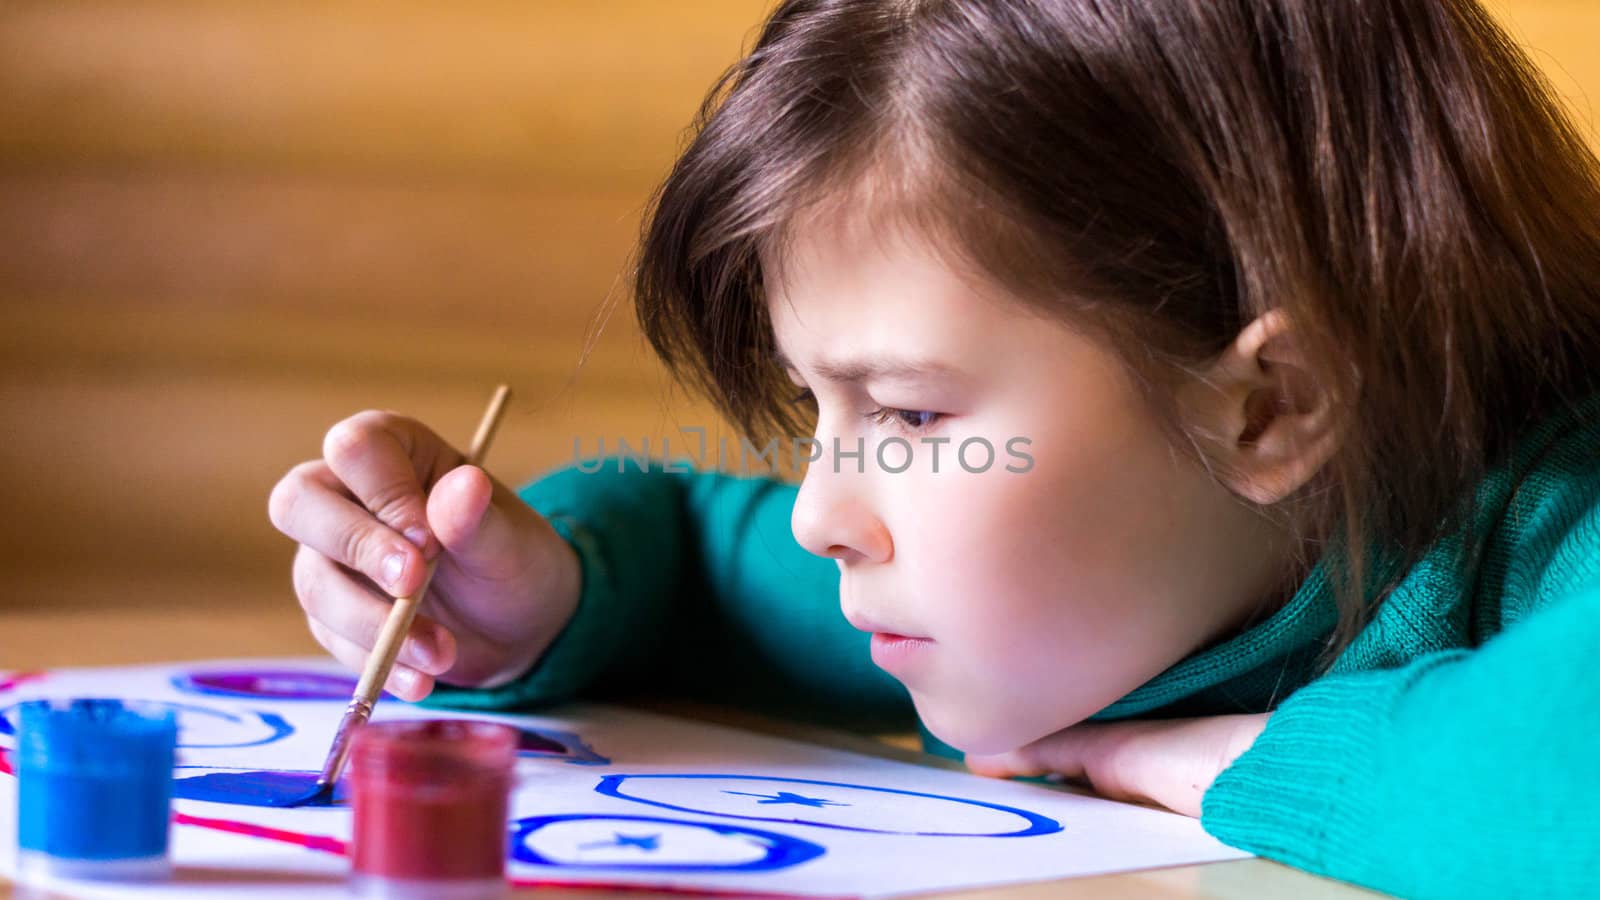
[0,599,1381,899]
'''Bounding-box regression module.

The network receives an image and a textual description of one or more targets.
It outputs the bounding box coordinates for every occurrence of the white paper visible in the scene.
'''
[0,659,1248,897]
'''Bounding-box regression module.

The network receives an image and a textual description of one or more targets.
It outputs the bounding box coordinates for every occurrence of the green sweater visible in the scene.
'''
[426,394,1600,899]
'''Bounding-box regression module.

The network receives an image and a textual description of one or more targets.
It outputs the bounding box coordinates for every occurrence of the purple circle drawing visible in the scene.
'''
[512,813,825,872]
[171,670,610,764]
[172,669,367,701]
[507,725,610,766]
[595,774,1062,837]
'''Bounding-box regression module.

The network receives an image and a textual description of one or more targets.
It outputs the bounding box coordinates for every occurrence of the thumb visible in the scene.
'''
[425,464,539,581]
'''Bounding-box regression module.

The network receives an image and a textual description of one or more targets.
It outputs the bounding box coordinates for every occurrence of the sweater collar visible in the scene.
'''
[1089,557,1340,719]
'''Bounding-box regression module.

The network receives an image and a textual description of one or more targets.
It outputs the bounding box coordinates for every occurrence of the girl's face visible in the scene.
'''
[767,213,1293,755]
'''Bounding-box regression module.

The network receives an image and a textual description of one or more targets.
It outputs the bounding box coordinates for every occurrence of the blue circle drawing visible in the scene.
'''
[511,813,824,872]
[0,699,293,750]
[595,774,1062,837]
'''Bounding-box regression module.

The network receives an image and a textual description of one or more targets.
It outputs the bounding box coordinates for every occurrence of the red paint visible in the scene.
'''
[0,671,47,694]
[174,812,348,856]
[175,812,849,898]
[1,672,49,777]
[350,719,517,881]
[507,876,855,898]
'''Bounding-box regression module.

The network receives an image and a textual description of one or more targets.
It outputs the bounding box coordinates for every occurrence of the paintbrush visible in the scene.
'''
[298,383,513,806]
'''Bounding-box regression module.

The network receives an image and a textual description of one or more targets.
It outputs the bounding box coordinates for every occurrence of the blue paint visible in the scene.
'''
[723,790,848,808]
[16,699,177,862]
[595,774,1064,837]
[512,813,825,872]
[578,832,662,852]
[2,699,293,750]
[171,770,347,808]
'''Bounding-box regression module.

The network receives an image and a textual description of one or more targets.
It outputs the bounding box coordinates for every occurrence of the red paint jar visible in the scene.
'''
[349,719,517,900]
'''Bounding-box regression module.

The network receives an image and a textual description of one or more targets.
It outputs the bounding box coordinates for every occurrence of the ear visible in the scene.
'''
[1176,309,1341,505]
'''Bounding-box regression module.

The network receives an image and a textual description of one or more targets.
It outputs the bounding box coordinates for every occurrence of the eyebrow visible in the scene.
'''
[771,346,961,383]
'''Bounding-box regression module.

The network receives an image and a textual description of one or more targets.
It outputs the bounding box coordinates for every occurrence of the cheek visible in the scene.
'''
[889,467,1060,611]
[987,395,1218,635]
[883,464,1111,698]
[926,471,1132,664]
[892,413,1183,631]
[883,414,1217,717]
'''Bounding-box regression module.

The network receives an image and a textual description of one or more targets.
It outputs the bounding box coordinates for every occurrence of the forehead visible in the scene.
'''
[762,207,1019,356]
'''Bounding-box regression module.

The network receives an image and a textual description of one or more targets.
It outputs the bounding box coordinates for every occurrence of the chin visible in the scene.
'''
[910,696,1041,756]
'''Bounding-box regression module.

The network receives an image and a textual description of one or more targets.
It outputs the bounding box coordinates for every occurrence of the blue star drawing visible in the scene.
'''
[578,832,662,853]
[723,790,849,809]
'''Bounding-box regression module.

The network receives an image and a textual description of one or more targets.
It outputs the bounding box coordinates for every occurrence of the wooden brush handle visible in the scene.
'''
[317,384,510,787]
[354,576,430,701]
[357,382,509,704]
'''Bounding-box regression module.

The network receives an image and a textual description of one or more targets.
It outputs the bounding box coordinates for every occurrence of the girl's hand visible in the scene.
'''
[965,713,1270,817]
[268,410,581,702]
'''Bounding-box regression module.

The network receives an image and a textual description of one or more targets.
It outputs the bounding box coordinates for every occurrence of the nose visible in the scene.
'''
[790,463,893,565]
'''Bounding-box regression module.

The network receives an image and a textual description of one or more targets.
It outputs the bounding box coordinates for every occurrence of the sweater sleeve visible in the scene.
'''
[419,457,914,731]
[1201,568,1600,899]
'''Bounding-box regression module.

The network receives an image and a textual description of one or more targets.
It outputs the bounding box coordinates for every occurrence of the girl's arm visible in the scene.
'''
[1202,552,1600,898]
[420,457,914,731]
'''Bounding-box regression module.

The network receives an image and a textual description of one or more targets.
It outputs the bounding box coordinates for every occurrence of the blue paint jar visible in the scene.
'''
[15,698,177,882]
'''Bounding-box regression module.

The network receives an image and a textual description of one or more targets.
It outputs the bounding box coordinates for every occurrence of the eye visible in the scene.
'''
[789,387,816,406]
[864,406,942,432]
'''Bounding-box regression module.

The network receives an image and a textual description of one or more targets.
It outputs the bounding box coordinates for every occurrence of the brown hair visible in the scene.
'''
[633,0,1600,656]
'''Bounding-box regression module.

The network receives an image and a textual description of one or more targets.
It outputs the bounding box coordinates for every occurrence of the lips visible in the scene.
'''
[867,631,934,674]
[871,632,931,646]
[844,603,934,675]
[842,609,929,642]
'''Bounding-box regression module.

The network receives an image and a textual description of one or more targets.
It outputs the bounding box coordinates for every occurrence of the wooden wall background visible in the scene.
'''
[0,2,1595,630]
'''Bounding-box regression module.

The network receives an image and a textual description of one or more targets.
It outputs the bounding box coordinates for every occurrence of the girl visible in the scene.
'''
[268,1,1600,896]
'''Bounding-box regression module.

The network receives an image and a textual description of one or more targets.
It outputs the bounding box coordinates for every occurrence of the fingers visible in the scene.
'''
[293,545,459,683]
[271,461,429,599]
[271,408,555,695]
[966,740,1087,781]
[307,618,435,702]
[965,719,1253,818]
[968,727,1149,808]
[269,408,463,598]
[320,410,461,557]
[425,465,541,582]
